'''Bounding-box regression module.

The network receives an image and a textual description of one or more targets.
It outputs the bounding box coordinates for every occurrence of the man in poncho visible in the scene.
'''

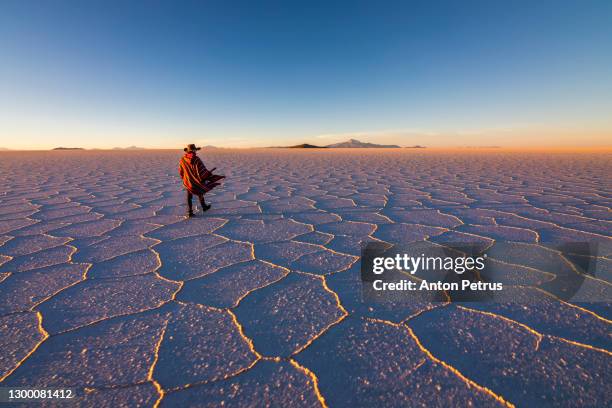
[178,144,225,218]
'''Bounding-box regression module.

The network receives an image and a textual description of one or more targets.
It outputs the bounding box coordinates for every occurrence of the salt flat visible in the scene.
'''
[0,149,610,407]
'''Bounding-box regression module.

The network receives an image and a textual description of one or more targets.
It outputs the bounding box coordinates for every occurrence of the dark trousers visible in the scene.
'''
[186,191,206,213]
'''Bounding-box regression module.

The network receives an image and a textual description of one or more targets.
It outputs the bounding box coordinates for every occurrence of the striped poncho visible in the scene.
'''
[178,152,225,195]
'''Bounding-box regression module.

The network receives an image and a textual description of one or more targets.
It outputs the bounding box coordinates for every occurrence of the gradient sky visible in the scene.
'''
[1,0,611,149]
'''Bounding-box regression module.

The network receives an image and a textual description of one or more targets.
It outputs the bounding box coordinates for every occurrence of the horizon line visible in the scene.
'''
[2,146,612,152]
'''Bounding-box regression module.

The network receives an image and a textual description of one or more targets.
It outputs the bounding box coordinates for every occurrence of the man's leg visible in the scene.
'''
[198,194,211,212]
[186,191,194,216]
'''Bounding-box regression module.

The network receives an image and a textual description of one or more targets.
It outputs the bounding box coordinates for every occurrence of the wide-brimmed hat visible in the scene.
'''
[184,143,201,152]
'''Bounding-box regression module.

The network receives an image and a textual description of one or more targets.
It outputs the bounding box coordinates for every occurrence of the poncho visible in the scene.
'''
[178,152,225,195]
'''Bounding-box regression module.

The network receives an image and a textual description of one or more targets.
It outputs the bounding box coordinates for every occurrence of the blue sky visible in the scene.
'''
[1,0,611,149]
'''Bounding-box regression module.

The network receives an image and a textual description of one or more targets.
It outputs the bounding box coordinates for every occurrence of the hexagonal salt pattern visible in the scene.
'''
[0,149,610,407]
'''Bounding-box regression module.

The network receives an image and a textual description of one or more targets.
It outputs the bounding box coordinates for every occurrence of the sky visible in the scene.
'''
[1,0,611,149]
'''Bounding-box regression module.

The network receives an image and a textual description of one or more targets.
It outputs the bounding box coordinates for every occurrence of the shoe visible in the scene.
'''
[201,203,211,212]
[186,212,195,218]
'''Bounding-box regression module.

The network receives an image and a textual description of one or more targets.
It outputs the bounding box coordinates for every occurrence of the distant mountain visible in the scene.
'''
[113,146,145,150]
[0,147,10,151]
[269,139,400,148]
[289,143,327,148]
[405,145,426,148]
[326,139,400,148]
[53,147,84,150]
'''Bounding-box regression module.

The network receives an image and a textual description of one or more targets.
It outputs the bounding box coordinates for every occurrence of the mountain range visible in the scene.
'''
[326,139,401,148]
[279,139,403,148]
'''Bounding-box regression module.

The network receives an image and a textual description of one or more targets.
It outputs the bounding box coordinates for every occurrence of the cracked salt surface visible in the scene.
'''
[0,149,610,407]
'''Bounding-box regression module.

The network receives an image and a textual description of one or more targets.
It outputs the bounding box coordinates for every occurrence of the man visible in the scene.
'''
[178,144,225,218]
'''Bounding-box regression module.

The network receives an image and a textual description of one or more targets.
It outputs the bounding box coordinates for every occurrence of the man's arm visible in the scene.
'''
[195,157,208,179]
